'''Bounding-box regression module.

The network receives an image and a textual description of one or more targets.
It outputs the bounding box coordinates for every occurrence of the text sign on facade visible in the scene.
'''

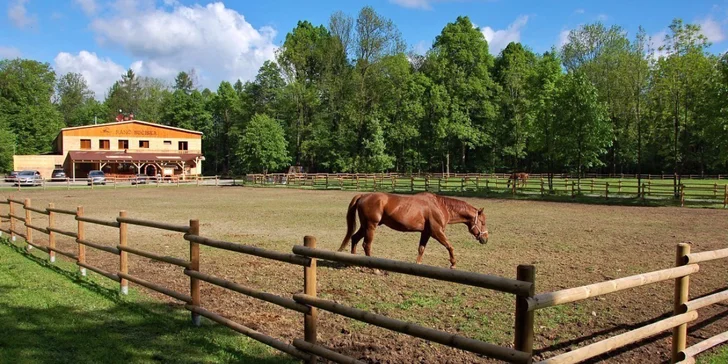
[101,127,159,136]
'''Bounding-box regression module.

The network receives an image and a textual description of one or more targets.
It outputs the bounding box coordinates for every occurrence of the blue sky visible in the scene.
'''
[3,0,727,98]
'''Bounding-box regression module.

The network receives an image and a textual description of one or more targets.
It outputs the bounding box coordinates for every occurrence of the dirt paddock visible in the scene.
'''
[4,186,728,363]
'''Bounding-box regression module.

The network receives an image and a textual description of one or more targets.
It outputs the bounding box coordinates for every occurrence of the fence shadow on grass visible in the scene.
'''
[0,241,295,364]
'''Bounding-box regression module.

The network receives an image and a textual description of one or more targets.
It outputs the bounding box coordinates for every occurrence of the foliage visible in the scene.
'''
[237,114,290,173]
[1,9,727,178]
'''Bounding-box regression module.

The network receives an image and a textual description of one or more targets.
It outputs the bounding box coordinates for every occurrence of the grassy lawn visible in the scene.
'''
[699,346,728,363]
[0,240,295,364]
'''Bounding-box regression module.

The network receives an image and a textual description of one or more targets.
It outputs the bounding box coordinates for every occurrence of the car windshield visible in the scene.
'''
[89,171,104,176]
[18,171,35,176]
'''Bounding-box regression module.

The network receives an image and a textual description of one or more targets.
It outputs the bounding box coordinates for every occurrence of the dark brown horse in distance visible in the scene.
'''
[506,172,529,188]
[338,192,489,269]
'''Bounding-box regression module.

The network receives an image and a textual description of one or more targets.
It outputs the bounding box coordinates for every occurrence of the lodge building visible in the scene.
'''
[13,118,204,179]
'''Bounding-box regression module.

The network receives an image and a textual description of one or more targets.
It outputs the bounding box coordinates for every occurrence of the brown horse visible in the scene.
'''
[507,172,529,188]
[337,192,489,269]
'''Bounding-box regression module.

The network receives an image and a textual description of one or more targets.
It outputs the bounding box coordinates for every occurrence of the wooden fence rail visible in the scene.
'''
[1,195,727,363]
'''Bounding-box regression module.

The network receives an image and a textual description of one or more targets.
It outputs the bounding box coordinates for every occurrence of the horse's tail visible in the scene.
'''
[338,194,364,252]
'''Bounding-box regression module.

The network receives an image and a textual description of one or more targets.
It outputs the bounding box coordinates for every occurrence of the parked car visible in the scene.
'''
[131,174,151,185]
[4,171,19,182]
[51,169,66,181]
[14,170,43,187]
[87,170,106,185]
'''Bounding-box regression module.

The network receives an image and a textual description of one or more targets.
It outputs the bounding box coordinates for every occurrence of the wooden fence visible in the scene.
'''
[0,196,726,363]
[244,174,728,207]
[5,175,222,191]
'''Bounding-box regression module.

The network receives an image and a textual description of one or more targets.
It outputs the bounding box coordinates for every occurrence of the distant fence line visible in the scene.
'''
[1,196,727,363]
[243,173,728,208]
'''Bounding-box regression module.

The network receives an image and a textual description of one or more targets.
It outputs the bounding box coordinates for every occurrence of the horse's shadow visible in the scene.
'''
[317,259,352,269]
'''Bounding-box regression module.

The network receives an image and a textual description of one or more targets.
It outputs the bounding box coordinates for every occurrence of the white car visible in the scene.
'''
[14,170,43,186]
[87,170,107,185]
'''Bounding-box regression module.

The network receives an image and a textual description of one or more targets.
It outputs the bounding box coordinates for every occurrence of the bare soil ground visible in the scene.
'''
[3,186,728,363]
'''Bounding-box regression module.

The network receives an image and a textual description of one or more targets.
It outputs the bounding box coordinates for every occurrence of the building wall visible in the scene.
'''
[13,155,66,178]
[59,122,202,154]
[61,135,202,154]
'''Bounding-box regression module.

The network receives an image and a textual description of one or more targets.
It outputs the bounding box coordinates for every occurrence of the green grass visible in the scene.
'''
[699,345,728,363]
[0,239,295,364]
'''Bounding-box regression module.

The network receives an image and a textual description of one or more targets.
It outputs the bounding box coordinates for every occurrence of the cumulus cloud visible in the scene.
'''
[8,0,37,29]
[698,16,725,43]
[0,46,22,59]
[480,15,529,54]
[74,0,98,16]
[89,1,277,88]
[54,51,126,99]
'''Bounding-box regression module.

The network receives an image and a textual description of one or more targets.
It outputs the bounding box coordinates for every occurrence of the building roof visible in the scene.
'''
[59,120,203,135]
[68,151,202,164]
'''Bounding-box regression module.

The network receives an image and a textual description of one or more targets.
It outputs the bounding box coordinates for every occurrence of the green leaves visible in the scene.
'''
[237,114,290,173]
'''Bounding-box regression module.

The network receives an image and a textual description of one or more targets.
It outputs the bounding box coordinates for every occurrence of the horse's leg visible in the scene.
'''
[350,227,365,254]
[416,231,430,264]
[431,228,456,269]
[362,223,377,257]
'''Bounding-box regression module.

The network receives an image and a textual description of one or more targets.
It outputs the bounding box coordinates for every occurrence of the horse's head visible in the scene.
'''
[469,208,489,245]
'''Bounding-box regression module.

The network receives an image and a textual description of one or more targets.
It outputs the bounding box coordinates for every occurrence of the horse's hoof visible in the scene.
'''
[450,265,456,270]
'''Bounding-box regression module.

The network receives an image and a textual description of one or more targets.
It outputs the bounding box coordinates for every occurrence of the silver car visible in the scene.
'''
[87,170,107,185]
[14,170,43,186]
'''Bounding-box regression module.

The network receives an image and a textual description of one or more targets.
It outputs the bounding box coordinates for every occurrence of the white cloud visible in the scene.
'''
[558,29,570,48]
[480,15,529,54]
[574,9,585,14]
[596,14,608,21]
[0,46,21,59]
[8,0,37,29]
[89,1,277,89]
[74,0,98,16]
[54,51,126,99]
[650,30,669,59]
[697,16,725,43]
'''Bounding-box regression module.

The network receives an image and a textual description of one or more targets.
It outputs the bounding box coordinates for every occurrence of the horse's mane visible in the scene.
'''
[436,195,473,218]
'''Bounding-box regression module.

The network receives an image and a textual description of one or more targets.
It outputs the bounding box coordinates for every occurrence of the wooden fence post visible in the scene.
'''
[618,180,622,193]
[605,182,609,200]
[462,178,466,193]
[24,198,32,251]
[672,243,691,363]
[119,210,128,295]
[714,183,718,199]
[190,219,201,326]
[514,265,536,357]
[540,179,544,196]
[641,183,646,201]
[590,178,594,193]
[723,185,727,209]
[680,185,685,207]
[9,198,15,241]
[571,182,576,198]
[303,236,318,364]
[77,206,86,276]
[411,176,414,192]
[48,203,56,263]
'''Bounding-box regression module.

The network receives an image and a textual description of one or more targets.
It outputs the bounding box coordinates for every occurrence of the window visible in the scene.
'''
[80,139,91,149]
[139,140,150,148]
[178,141,188,151]
[164,140,172,145]
[99,140,110,150]
[118,140,129,149]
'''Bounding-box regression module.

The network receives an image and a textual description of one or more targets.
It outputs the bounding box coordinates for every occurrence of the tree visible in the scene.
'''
[0,59,63,154]
[530,50,563,190]
[237,114,290,173]
[0,125,15,172]
[55,72,95,126]
[424,16,498,173]
[554,72,612,188]
[174,70,198,94]
[494,42,537,170]
[105,69,143,118]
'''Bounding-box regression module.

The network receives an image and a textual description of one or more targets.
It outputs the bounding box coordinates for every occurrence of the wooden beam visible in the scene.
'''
[536,311,698,364]
[292,246,531,296]
[293,294,530,363]
[527,264,699,311]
